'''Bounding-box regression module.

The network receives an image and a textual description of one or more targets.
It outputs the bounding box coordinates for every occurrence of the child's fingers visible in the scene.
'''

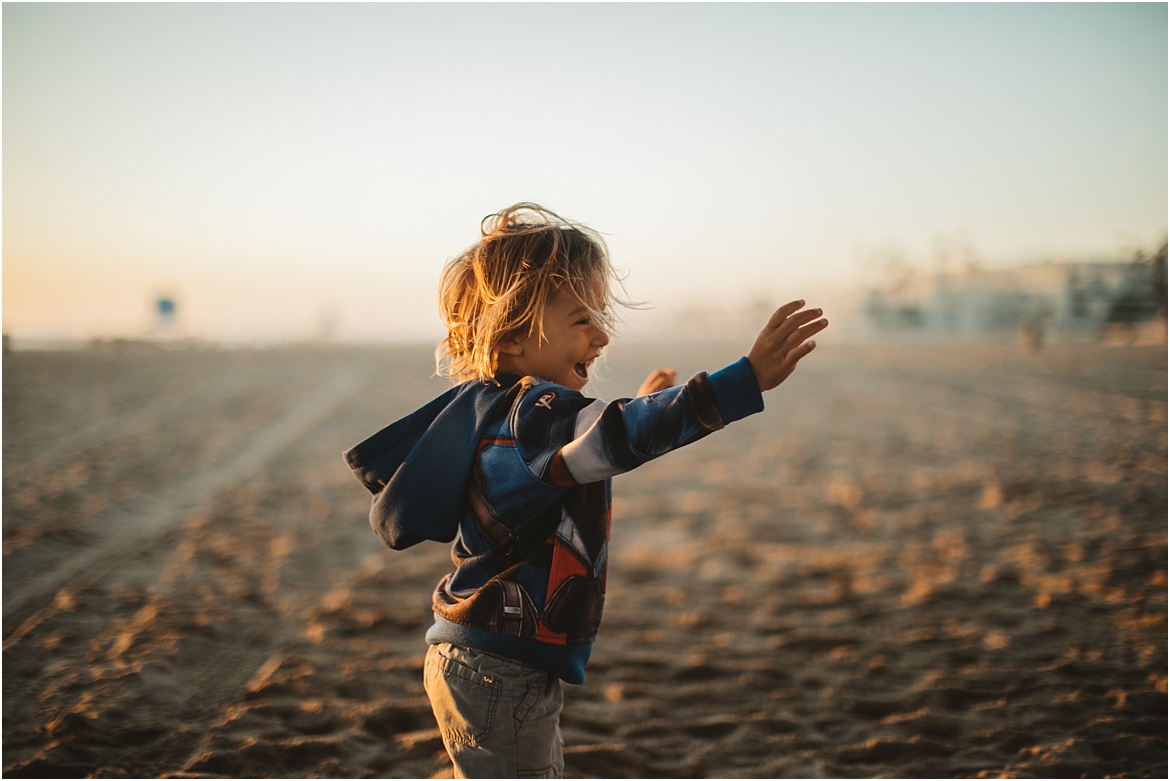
[638,368,678,396]
[773,308,824,342]
[784,339,817,367]
[784,317,828,349]
[764,300,806,330]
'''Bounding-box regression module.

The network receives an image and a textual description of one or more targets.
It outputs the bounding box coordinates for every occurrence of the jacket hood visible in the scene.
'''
[343,375,521,550]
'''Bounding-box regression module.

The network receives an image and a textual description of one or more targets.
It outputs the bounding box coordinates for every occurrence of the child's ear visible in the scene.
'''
[495,336,524,357]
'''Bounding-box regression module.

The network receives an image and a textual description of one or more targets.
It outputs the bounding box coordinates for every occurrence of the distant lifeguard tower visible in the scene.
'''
[152,294,182,341]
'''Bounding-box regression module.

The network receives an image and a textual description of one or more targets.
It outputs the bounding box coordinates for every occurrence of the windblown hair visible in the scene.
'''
[437,203,623,383]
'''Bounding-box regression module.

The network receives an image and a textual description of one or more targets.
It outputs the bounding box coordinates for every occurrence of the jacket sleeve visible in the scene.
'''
[514,357,764,487]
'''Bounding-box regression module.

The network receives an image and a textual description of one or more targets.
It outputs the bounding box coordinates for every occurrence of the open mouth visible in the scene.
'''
[573,361,589,382]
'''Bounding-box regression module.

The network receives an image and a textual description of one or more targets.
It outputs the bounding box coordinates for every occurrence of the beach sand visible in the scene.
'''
[3,341,1166,778]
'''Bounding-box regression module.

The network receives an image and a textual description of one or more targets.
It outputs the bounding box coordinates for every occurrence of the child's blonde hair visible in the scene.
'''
[437,203,622,383]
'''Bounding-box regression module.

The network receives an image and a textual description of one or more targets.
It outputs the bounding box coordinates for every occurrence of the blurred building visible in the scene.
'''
[866,246,1167,344]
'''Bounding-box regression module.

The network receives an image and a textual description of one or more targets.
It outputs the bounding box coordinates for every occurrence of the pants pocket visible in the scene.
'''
[425,647,503,747]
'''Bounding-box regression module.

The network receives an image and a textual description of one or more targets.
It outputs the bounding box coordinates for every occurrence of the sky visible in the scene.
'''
[3,3,1167,343]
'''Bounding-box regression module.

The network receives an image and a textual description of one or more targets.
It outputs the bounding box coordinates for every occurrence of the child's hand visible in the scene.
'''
[747,300,827,392]
[638,369,677,396]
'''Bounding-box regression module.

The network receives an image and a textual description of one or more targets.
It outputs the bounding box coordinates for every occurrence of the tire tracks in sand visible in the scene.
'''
[2,354,449,776]
[3,367,364,643]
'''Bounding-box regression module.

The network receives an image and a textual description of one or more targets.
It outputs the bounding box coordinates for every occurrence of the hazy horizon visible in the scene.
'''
[4,3,1166,343]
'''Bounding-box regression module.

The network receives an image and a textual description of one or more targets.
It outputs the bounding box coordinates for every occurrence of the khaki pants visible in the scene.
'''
[424,643,565,779]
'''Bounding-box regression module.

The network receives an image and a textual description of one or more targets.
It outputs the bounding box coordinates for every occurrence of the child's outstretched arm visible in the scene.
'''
[746,300,827,391]
[513,301,826,490]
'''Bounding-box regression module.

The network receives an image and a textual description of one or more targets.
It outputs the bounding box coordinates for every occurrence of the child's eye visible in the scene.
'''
[576,318,591,326]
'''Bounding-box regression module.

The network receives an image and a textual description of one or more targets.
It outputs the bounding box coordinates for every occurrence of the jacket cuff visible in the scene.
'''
[707,356,765,425]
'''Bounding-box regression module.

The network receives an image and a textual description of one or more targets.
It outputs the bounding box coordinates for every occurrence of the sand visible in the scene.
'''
[3,340,1166,778]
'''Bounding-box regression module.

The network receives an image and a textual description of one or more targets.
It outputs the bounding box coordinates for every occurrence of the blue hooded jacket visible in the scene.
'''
[344,357,764,683]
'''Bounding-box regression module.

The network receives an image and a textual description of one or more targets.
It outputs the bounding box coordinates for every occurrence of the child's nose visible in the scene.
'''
[593,329,610,348]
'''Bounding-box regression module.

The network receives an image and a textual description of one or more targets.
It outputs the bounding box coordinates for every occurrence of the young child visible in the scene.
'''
[344,203,827,778]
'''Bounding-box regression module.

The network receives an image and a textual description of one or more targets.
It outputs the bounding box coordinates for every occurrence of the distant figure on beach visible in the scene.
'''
[1020,299,1055,354]
[1019,313,1043,354]
[344,203,827,778]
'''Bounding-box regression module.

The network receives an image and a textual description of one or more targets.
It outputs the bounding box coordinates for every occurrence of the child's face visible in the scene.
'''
[496,291,610,391]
